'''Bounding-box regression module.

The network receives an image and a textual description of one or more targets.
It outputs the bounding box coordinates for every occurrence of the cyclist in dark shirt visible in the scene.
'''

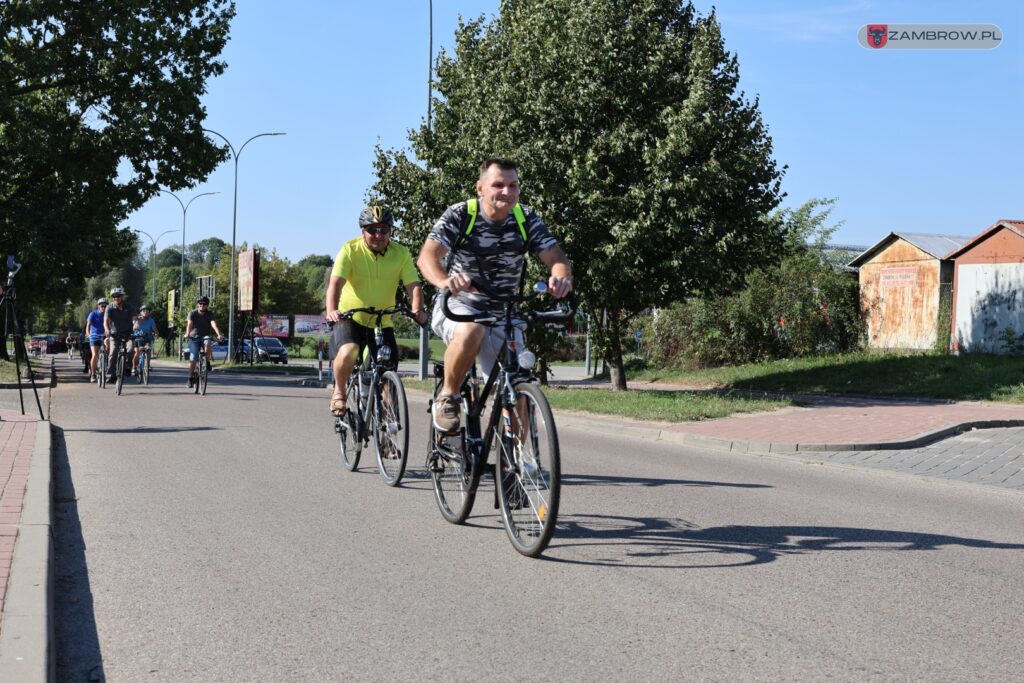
[103,287,137,384]
[417,157,573,432]
[183,295,224,388]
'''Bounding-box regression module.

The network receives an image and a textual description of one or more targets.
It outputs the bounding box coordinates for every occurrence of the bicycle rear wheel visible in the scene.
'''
[115,353,125,395]
[429,384,480,523]
[338,377,362,470]
[494,382,561,558]
[199,355,209,395]
[373,371,409,487]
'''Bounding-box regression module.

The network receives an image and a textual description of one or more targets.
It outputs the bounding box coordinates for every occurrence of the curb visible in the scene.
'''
[0,420,54,682]
[551,412,1024,453]
[339,380,1024,454]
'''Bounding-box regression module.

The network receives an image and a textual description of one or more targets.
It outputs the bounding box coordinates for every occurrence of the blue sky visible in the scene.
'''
[123,0,1023,263]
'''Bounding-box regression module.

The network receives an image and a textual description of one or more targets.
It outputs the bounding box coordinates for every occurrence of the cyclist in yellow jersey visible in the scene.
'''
[324,205,427,416]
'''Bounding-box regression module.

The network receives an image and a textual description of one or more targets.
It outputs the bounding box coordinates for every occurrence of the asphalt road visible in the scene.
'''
[49,358,1024,681]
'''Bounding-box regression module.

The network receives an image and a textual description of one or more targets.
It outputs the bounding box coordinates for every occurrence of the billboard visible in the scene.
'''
[238,248,260,312]
[258,314,289,338]
[294,314,328,337]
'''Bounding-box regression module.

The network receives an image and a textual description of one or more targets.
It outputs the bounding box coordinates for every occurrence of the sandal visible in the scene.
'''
[329,393,347,417]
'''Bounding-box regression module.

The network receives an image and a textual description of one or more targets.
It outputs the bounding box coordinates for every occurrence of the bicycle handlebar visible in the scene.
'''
[329,304,416,328]
[441,279,577,326]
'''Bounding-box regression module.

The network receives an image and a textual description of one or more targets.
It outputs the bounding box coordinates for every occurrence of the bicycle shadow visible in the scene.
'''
[544,514,1024,568]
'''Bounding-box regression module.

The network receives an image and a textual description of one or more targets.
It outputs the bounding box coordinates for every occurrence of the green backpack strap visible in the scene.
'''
[454,198,528,250]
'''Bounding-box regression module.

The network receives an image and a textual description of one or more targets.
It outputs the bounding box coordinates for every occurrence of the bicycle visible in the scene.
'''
[189,335,218,395]
[109,334,132,396]
[332,305,415,487]
[134,333,152,385]
[428,280,576,557]
[97,340,109,389]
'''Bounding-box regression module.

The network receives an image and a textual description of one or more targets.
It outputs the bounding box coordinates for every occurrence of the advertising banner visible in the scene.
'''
[238,248,260,312]
[294,314,328,337]
[258,314,289,338]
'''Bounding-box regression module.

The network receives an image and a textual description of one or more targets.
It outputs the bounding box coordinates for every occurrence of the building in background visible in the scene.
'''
[849,233,970,350]
[945,219,1024,354]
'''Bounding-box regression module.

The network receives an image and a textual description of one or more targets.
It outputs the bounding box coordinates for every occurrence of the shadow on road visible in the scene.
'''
[51,425,106,682]
[546,515,1024,568]
[61,426,219,434]
[563,473,771,489]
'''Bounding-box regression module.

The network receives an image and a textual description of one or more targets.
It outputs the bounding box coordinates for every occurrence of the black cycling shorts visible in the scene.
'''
[329,320,399,370]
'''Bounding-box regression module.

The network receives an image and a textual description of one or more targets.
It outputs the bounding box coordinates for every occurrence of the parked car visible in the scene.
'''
[252,337,288,364]
[208,339,250,362]
[29,334,57,355]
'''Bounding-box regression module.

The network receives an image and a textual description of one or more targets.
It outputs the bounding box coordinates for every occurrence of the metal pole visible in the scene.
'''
[160,190,218,315]
[419,0,434,380]
[202,129,284,362]
[151,244,157,305]
[134,228,179,306]
[585,314,592,376]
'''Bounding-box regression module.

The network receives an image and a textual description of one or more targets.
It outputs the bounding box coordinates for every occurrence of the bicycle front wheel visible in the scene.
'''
[115,353,125,395]
[141,354,150,385]
[199,355,209,395]
[494,382,561,558]
[338,377,362,470]
[373,371,409,487]
[429,384,480,523]
[98,352,107,388]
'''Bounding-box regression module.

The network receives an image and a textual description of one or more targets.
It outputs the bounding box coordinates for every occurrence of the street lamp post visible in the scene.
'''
[202,128,285,361]
[159,189,218,314]
[133,229,180,306]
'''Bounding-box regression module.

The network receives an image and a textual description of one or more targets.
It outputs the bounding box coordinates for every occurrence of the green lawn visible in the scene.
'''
[400,377,793,422]
[624,351,1024,403]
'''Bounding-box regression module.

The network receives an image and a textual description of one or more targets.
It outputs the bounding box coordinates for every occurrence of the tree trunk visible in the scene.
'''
[605,309,628,391]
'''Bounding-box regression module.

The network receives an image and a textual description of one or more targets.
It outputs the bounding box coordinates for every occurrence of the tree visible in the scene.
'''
[0,1,235,312]
[372,0,786,389]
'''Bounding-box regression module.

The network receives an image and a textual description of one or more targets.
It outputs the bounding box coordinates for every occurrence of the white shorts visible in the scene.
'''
[431,298,526,382]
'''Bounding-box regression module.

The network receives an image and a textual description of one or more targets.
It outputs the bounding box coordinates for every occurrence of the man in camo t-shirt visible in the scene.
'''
[418,156,573,433]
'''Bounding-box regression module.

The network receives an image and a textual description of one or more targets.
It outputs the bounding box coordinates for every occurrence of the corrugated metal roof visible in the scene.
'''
[848,232,972,267]
[944,219,1024,259]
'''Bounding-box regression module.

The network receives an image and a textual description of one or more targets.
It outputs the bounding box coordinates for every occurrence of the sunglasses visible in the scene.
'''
[363,226,391,236]
[197,302,208,306]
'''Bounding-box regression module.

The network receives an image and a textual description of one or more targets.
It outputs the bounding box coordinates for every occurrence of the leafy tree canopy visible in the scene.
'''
[0,0,235,311]
[372,0,787,388]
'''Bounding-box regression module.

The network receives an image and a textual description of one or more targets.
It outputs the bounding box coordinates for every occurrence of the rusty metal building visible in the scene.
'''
[946,219,1024,354]
[849,233,970,350]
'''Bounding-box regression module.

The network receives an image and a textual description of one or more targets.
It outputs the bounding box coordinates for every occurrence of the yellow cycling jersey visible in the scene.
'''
[332,237,420,328]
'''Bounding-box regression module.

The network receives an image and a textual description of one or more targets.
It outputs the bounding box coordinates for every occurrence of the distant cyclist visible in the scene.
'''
[183,296,224,388]
[84,298,108,382]
[103,287,137,384]
[131,305,158,376]
[324,205,427,416]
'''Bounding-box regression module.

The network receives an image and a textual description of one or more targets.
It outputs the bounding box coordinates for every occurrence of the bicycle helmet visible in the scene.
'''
[110,287,125,297]
[97,297,109,306]
[139,304,150,312]
[358,205,394,229]
[196,295,210,305]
